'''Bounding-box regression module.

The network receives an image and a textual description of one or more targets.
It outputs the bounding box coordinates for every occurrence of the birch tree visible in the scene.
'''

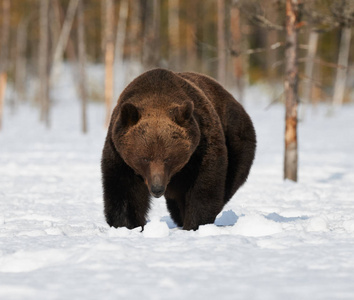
[302,29,318,118]
[77,0,87,133]
[153,0,161,66]
[284,0,301,182]
[50,0,79,84]
[185,0,198,71]
[230,4,245,103]
[126,0,142,83]
[104,0,114,127]
[217,0,226,85]
[39,0,50,127]
[114,0,129,99]
[15,16,31,105]
[331,0,354,107]
[0,0,10,130]
[168,0,180,70]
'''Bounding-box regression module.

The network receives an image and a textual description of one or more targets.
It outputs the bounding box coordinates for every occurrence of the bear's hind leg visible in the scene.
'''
[182,156,227,231]
[224,106,256,202]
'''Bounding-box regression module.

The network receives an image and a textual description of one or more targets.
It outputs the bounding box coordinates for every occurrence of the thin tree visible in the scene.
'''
[77,0,87,133]
[153,0,161,66]
[114,0,129,99]
[230,3,244,103]
[217,0,226,85]
[39,0,50,127]
[168,0,180,70]
[15,16,31,105]
[331,0,354,107]
[185,0,198,71]
[50,0,62,59]
[142,1,153,68]
[50,0,79,84]
[142,0,161,69]
[302,29,318,118]
[101,0,106,60]
[0,0,10,130]
[284,0,301,182]
[104,0,114,127]
[125,0,142,84]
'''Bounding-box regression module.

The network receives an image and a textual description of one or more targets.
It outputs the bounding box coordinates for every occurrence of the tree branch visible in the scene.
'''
[230,42,284,57]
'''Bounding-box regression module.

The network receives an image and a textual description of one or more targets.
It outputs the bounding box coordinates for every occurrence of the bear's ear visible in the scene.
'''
[118,103,141,128]
[170,101,194,126]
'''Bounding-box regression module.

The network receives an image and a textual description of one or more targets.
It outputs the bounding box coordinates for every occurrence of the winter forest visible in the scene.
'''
[1,0,354,299]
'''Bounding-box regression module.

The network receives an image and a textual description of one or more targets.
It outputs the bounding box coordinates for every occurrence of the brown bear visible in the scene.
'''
[101,69,256,230]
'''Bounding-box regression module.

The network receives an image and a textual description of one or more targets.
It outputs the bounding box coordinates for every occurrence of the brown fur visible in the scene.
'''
[101,69,256,230]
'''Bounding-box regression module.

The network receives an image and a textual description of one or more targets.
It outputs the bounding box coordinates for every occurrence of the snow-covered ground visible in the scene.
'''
[1,82,354,299]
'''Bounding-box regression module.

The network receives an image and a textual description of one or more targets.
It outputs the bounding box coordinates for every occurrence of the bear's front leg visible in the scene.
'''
[101,138,150,229]
[182,154,227,231]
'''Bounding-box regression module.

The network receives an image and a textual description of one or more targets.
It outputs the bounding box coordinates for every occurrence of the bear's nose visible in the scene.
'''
[151,185,165,198]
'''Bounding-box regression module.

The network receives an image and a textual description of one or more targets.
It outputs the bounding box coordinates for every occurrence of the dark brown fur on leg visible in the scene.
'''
[165,197,184,227]
[102,137,150,229]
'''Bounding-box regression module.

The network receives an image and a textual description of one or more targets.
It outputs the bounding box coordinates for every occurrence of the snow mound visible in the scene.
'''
[215,209,238,226]
[306,216,329,232]
[231,214,283,237]
[343,220,354,233]
[143,217,169,238]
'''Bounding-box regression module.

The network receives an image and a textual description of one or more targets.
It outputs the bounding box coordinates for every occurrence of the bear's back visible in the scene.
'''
[177,71,246,132]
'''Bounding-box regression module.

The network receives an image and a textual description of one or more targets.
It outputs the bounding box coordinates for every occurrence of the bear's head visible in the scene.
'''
[113,101,200,198]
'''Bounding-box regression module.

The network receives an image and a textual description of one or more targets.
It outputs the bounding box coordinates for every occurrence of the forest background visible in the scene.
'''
[0,0,353,125]
[0,0,353,161]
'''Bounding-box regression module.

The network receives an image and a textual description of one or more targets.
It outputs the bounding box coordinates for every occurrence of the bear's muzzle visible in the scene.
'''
[150,184,165,198]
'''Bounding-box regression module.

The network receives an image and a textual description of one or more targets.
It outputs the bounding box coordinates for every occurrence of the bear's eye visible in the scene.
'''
[142,158,150,163]
[164,158,171,163]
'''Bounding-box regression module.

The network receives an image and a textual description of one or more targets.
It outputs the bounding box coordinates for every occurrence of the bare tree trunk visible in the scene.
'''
[39,0,50,127]
[114,0,129,98]
[142,1,153,69]
[217,0,226,85]
[50,0,61,60]
[126,0,142,84]
[284,0,300,182]
[0,73,6,129]
[104,0,114,128]
[142,0,161,69]
[332,26,351,107]
[15,17,30,104]
[0,0,10,130]
[101,0,106,60]
[50,0,79,84]
[186,0,198,71]
[302,30,318,119]
[230,5,244,103]
[168,0,180,70]
[153,0,161,66]
[77,0,87,133]
[114,0,129,66]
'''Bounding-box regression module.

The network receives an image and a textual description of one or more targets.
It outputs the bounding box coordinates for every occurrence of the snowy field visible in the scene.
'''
[1,84,354,299]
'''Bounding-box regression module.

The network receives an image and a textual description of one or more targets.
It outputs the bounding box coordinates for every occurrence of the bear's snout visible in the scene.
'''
[147,162,167,198]
[150,184,165,198]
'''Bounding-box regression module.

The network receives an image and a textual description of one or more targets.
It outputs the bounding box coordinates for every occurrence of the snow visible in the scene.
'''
[143,217,170,238]
[1,81,354,299]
